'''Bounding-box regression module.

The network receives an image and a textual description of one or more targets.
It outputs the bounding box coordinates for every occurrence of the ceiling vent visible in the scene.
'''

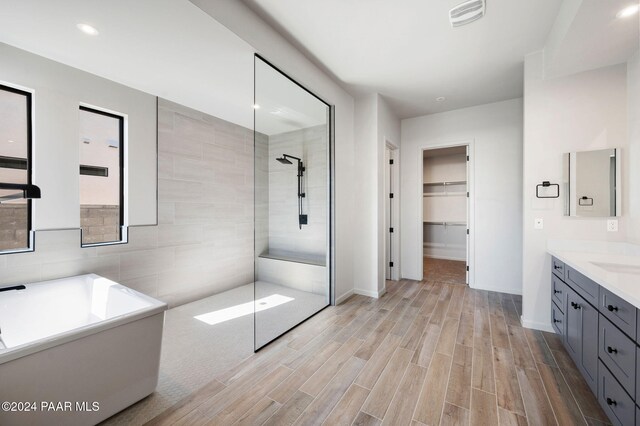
[449,0,486,27]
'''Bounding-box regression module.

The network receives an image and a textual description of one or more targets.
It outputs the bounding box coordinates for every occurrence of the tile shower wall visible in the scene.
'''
[0,98,259,308]
[267,125,327,257]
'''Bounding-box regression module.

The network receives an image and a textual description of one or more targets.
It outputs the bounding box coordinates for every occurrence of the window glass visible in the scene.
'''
[79,106,123,245]
[0,85,31,252]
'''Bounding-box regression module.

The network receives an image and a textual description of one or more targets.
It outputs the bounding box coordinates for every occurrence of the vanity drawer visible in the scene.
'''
[600,287,636,338]
[552,274,566,312]
[552,257,566,281]
[599,361,635,426]
[566,265,599,307]
[552,302,564,336]
[599,315,636,397]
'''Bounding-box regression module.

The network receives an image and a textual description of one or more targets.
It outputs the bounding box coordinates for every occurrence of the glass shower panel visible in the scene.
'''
[254,56,331,350]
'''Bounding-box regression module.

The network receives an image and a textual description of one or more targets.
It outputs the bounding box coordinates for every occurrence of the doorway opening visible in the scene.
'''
[422,145,469,285]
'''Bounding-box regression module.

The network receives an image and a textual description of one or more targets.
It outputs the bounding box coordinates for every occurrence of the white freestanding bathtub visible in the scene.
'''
[0,274,167,426]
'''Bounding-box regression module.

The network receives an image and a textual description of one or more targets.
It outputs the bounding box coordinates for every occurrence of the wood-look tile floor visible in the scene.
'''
[145,279,610,426]
[423,258,467,285]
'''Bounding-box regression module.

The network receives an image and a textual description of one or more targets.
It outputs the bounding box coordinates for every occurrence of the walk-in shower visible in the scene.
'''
[276,154,307,228]
[254,55,332,350]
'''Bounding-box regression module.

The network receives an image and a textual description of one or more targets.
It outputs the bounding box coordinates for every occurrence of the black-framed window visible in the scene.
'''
[79,105,125,246]
[0,84,33,253]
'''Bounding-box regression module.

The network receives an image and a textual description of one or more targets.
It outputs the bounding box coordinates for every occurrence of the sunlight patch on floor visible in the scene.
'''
[194,294,294,326]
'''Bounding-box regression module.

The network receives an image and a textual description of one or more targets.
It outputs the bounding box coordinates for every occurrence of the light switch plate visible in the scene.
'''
[534,218,544,230]
[607,219,618,232]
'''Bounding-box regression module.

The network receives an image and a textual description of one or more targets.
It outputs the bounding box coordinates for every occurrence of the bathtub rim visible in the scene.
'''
[0,274,167,365]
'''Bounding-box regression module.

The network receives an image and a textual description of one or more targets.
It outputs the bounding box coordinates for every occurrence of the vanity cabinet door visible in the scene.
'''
[566,285,599,394]
[565,286,582,361]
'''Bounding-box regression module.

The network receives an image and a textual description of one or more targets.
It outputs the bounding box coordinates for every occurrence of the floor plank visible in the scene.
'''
[446,344,473,409]
[361,348,413,419]
[494,346,526,416]
[470,388,499,426]
[323,384,370,425]
[441,402,470,426]
[263,391,313,426]
[295,357,366,425]
[516,366,557,426]
[413,352,452,425]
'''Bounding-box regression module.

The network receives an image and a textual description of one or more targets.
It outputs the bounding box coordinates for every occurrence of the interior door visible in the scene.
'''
[385,147,392,280]
[465,145,470,284]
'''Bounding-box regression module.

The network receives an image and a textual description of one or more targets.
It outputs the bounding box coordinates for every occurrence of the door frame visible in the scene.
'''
[418,139,475,287]
[385,139,400,281]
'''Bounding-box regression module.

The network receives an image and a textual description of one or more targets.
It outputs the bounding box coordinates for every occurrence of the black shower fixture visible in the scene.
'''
[276,154,307,229]
[276,157,293,165]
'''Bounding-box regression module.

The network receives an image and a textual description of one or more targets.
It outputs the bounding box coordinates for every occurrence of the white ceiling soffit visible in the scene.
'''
[240,0,562,119]
[544,0,639,79]
[0,0,255,130]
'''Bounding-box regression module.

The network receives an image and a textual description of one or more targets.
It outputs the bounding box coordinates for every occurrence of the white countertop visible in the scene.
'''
[548,241,640,309]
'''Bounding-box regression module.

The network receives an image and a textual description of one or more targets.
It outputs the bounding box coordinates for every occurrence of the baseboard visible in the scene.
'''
[354,288,385,299]
[521,316,555,333]
[469,283,522,295]
[335,290,354,305]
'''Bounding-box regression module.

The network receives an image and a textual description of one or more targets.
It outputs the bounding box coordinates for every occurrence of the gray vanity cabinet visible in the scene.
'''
[565,284,599,394]
[551,256,640,425]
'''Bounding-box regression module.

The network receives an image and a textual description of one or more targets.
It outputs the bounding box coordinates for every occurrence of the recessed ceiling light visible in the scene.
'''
[77,23,99,36]
[616,4,639,18]
[7,140,15,143]
[252,104,260,109]
[436,97,446,102]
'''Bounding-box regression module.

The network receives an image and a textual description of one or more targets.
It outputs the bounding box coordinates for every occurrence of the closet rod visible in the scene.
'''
[423,221,466,226]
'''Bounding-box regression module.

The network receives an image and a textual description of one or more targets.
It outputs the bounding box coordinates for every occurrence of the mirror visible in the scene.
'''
[563,148,621,217]
[254,55,332,350]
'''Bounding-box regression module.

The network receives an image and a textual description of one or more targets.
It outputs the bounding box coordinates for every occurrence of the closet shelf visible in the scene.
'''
[423,192,466,197]
[423,180,467,187]
[423,221,467,226]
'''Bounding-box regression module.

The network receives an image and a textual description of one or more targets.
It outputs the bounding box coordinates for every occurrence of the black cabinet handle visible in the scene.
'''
[606,397,617,406]
[553,319,561,323]
[571,302,581,310]
[554,264,562,270]
[554,290,561,294]
[607,346,618,354]
[607,305,618,312]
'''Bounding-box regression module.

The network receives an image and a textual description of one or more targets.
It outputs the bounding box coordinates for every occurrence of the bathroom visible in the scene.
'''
[0,0,639,425]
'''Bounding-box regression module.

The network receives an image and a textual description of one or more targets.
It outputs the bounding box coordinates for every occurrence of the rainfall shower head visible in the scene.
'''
[276,156,293,165]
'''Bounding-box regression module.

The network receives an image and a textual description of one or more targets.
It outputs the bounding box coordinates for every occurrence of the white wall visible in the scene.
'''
[401,98,524,294]
[0,43,157,229]
[628,51,640,244]
[191,0,357,303]
[353,94,378,297]
[352,94,400,298]
[522,52,628,331]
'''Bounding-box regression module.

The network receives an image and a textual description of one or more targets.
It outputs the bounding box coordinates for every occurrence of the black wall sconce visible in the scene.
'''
[536,181,559,198]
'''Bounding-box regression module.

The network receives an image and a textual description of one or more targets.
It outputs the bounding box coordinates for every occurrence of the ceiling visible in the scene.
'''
[241,0,563,119]
[544,0,639,78]
[0,0,255,130]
